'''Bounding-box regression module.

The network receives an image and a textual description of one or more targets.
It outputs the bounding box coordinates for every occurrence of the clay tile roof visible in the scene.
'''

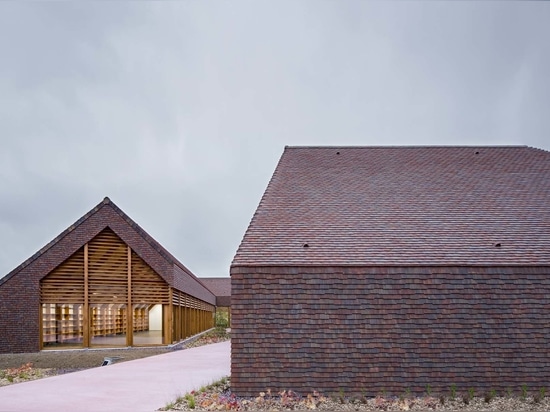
[232,146,550,267]
[1,197,216,305]
[200,277,231,306]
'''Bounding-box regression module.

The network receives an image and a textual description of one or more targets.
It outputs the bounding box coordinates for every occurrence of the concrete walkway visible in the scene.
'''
[0,340,230,412]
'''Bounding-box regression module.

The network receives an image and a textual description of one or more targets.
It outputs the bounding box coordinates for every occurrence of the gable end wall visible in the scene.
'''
[231,265,550,397]
[0,205,171,353]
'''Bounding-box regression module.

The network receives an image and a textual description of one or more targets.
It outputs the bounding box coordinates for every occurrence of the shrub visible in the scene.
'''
[450,384,457,401]
[521,384,528,401]
[214,311,229,328]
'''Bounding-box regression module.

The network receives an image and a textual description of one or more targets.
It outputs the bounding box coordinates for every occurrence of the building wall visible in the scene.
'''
[0,269,41,353]
[231,265,550,397]
[0,206,144,353]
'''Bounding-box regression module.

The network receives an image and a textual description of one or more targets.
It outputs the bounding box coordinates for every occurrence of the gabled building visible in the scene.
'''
[0,197,216,353]
[231,146,550,396]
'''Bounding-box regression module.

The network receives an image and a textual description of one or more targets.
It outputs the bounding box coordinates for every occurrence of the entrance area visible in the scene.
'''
[133,304,162,345]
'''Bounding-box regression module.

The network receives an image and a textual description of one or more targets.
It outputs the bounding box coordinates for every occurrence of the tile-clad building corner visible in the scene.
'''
[231,146,550,396]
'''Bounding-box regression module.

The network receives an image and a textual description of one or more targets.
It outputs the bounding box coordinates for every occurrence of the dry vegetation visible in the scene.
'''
[163,378,550,412]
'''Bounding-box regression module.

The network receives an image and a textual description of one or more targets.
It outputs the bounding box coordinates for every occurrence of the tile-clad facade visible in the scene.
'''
[231,265,550,397]
[0,198,215,353]
[231,146,550,396]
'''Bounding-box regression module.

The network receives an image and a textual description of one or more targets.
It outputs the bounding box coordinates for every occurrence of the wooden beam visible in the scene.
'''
[164,288,173,344]
[83,244,89,347]
[126,246,133,347]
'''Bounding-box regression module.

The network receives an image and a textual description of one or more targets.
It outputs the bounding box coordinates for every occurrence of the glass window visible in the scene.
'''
[90,304,127,346]
[42,304,83,348]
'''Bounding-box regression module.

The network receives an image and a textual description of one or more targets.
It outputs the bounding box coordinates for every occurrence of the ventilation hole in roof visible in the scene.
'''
[336,151,340,155]
[494,243,502,248]
[475,151,480,155]
[302,243,310,248]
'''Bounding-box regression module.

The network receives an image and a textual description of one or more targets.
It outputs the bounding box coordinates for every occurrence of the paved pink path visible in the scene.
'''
[0,340,230,412]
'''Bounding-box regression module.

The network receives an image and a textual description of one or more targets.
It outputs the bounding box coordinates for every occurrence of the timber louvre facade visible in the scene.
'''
[231,146,550,397]
[0,197,215,353]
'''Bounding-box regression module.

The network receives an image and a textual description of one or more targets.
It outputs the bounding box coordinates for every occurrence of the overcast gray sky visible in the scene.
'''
[1,1,549,279]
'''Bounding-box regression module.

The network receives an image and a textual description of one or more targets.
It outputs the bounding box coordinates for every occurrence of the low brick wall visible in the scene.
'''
[231,265,550,397]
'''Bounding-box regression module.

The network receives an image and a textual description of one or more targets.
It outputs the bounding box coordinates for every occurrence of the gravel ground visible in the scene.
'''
[0,347,171,387]
[163,378,550,412]
[0,347,171,371]
[0,328,230,387]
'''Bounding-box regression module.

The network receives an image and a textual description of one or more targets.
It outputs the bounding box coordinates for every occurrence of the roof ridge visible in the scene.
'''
[200,276,230,279]
[284,145,529,149]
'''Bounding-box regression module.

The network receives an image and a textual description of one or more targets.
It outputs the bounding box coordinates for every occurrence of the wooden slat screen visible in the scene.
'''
[172,290,184,307]
[171,289,214,312]
[131,251,169,304]
[41,229,171,306]
[88,229,128,304]
[41,248,85,303]
[40,227,214,348]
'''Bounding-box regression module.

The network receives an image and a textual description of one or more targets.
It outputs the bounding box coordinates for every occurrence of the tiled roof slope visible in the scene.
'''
[0,197,215,305]
[199,277,231,306]
[232,146,550,267]
[200,277,231,297]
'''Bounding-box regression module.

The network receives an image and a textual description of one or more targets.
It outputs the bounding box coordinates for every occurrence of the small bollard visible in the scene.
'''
[101,356,123,366]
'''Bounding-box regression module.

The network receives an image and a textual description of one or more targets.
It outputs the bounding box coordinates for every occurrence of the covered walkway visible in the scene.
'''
[0,340,230,412]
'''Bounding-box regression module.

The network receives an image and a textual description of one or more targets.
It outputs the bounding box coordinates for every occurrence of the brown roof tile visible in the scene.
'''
[232,146,550,267]
[1,197,216,305]
[200,277,231,297]
[200,277,231,306]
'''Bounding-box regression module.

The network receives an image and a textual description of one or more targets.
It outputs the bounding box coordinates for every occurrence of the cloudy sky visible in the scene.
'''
[1,2,549,279]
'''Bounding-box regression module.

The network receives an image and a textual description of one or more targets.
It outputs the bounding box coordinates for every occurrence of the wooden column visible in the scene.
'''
[164,288,173,344]
[174,304,178,341]
[126,246,133,347]
[174,305,181,341]
[193,308,199,335]
[186,303,190,337]
[83,243,90,347]
[188,306,192,337]
[185,306,189,337]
